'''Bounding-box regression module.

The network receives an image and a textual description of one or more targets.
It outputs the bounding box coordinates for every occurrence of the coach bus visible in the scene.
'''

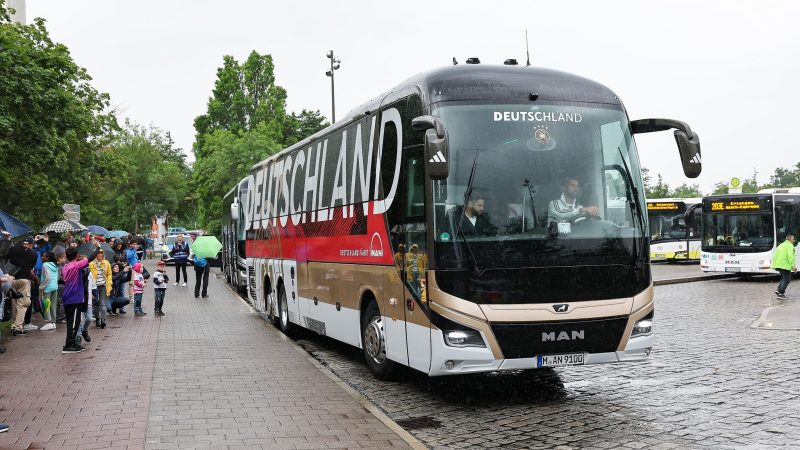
[222,63,702,378]
[700,188,800,275]
[648,198,702,262]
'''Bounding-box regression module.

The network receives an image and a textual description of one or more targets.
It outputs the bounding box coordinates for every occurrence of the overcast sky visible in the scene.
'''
[26,0,800,193]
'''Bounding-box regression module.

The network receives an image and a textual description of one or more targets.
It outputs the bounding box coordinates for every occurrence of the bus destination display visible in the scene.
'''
[707,198,768,212]
[647,202,681,211]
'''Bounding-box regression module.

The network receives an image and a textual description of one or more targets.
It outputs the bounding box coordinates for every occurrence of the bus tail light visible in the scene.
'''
[631,312,654,337]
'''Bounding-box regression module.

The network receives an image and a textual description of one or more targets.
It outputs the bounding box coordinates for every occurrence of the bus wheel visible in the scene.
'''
[278,286,296,336]
[362,301,398,380]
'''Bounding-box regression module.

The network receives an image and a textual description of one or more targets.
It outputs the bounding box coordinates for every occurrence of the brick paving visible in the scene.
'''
[0,262,410,450]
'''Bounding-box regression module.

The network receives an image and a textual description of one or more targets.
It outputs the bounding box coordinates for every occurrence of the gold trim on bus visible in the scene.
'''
[428,271,655,358]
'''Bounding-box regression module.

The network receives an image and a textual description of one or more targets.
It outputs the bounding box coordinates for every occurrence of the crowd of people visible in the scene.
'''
[0,230,209,355]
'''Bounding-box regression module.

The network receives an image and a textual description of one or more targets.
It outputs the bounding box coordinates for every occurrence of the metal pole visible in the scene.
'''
[330,51,336,123]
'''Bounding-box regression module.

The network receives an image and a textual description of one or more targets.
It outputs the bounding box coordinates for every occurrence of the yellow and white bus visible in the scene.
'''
[222,63,702,378]
[647,198,702,262]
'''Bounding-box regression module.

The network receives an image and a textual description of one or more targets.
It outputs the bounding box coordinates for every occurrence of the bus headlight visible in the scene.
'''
[631,312,654,337]
[444,330,485,348]
[432,311,486,348]
[759,259,771,268]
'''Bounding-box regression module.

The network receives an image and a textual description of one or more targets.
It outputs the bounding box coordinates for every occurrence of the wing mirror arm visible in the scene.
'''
[630,118,702,179]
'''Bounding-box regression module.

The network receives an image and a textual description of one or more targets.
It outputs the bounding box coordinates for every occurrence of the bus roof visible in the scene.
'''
[252,64,623,171]
[757,187,800,194]
[647,198,702,204]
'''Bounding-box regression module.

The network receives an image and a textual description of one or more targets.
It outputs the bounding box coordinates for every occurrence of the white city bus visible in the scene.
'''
[701,188,800,275]
[647,198,702,262]
[222,63,702,378]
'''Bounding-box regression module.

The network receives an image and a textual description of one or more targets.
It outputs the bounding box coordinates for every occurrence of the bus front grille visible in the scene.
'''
[490,316,629,359]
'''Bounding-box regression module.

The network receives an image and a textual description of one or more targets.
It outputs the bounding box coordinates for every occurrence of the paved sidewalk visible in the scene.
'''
[0,262,410,449]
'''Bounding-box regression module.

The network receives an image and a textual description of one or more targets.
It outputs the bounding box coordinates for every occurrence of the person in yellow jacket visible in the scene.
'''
[89,250,112,328]
[771,233,796,299]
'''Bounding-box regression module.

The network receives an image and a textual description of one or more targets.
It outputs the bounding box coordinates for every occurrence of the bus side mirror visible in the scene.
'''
[230,202,239,221]
[412,115,449,180]
[630,118,702,179]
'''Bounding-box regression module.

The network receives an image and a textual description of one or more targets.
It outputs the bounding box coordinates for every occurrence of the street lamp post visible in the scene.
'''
[325,50,341,123]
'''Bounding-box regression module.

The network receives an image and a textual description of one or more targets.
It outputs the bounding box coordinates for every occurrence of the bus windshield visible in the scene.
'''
[702,212,775,252]
[431,103,646,273]
[648,203,688,242]
[432,102,649,303]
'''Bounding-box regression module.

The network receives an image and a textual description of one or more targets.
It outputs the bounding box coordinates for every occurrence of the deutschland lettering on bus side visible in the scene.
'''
[242,109,403,231]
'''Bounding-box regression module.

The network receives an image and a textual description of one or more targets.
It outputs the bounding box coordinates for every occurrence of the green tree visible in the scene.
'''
[645,173,671,199]
[85,121,192,233]
[0,4,117,227]
[671,183,702,198]
[193,51,288,157]
[768,163,800,188]
[192,51,327,234]
[193,123,282,235]
[282,109,329,146]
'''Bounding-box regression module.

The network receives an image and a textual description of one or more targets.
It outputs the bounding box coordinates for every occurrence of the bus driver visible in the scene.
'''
[547,177,600,225]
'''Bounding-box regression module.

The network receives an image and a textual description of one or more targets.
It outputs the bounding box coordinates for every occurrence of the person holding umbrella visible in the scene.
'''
[190,236,222,299]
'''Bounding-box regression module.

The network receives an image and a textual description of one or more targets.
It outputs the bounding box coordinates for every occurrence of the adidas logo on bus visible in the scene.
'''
[690,154,701,164]
[429,151,447,163]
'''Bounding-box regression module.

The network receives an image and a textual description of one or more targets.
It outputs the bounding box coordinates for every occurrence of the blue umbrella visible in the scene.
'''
[87,225,110,235]
[107,230,130,239]
[0,210,33,237]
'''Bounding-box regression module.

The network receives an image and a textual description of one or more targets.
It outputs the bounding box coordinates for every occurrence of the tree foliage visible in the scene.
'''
[192,51,328,235]
[83,121,193,233]
[0,4,117,227]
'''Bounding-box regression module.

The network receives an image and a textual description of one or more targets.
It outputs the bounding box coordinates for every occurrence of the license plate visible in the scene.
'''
[652,254,665,260]
[537,353,585,368]
[725,267,741,272]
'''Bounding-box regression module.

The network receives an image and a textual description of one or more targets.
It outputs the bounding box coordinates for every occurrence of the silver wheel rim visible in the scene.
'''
[280,293,288,327]
[364,315,386,364]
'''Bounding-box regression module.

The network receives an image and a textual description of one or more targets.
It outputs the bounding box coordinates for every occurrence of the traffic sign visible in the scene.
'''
[729,177,742,194]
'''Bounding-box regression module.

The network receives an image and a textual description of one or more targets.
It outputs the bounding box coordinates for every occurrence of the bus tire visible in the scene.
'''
[362,300,398,380]
[277,286,296,336]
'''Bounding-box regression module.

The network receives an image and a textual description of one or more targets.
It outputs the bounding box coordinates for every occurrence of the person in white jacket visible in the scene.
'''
[152,260,169,316]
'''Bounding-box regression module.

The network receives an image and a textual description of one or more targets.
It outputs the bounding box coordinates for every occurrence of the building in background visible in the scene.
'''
[7,0,25,24]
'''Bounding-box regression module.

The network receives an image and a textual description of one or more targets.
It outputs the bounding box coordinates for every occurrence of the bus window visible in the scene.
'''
[776,201,800,241]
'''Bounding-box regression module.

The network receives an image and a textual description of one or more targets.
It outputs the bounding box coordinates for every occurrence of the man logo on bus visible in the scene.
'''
[553,304,569,313]
[369,232,384,257]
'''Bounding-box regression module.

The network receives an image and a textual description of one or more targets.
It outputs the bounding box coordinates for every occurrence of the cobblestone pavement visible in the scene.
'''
[0,263,411,450]
[293,276,800,449]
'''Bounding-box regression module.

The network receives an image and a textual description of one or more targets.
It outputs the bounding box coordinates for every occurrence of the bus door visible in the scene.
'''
[388,146,431,372]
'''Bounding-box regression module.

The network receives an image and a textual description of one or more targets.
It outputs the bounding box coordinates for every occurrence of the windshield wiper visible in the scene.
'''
[617,147,646,270]
[454,151,482,276]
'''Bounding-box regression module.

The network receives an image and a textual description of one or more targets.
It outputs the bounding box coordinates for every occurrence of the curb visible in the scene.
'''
[654,273,738,286]
[751,304,800,331]
[217,271,428,450]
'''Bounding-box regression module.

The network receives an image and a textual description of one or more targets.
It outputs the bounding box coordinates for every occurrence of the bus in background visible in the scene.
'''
[647,198,702,262]
[223,63,702,378]
[221,183,248,294]
[701,188,800,275]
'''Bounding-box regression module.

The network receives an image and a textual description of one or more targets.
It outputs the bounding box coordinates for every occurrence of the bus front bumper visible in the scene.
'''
[428,329,654,376]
